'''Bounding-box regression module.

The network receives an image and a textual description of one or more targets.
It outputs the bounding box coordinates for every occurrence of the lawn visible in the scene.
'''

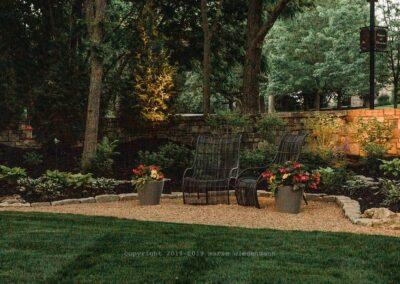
[1,212,399,283]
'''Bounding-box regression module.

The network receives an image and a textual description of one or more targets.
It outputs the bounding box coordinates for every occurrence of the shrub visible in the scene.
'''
[207,110,251,134]
[256,114,286,144]
[90,178,122,193]
[90,137,119,177]
[380,158,400,180]
[377,95,390,106]
[45,170,93,189]
[240,142,276,169]
[303,112,347,168]
[0,165,27,186]
[380,179,400,209]
[23,152,43,168]
[355,118,395,155]
[18,177,63,201]
[317,167,350,195]
[138,142,193,183]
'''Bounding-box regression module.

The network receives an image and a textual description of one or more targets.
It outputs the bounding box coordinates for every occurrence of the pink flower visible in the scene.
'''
[132,169,141,175]
[300,175,309,182]
[310,183,318,190]
[279,168,287,174]
[262,171,273,179]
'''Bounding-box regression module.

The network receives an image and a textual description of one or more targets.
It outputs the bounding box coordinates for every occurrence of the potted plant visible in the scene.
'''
[132,165,165,205]
[262,161,320,214]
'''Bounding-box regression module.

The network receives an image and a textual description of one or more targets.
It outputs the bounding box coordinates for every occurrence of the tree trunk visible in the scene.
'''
[337,92,342,110]
[314,92,321,110]
[394,82,398,109]
[201,0,211,115]
[242,0,291,114]
[268,95,275,113]
[81,0,107,171]
[242,0,262,114]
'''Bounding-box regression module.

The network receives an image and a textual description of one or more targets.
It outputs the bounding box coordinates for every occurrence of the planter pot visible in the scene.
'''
[275,185,303,214]
[137,180,165,205]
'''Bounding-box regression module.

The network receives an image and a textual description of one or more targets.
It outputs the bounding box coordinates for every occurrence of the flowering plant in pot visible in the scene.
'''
[132,165,165,205]
[262,161,320,213]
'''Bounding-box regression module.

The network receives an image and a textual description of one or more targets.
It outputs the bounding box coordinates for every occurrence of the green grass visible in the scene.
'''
[1,212,399,283]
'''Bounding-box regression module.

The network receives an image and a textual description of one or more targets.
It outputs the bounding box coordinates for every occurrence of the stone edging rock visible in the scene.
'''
[0,191,373,227]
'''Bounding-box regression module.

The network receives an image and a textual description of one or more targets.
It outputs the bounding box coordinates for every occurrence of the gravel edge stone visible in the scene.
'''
[1,191,365,226]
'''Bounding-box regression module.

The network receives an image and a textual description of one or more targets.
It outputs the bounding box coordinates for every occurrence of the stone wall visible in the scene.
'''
[4,109,400,157]
[0,124,38,148]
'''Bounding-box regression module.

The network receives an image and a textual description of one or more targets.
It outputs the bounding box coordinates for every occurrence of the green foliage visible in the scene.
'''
[17,177,63,201]
[303,113,347,168]
[299,150,330,170]
[0,165,27,186]
[240,143,276,169]
[207,110,251,134]
[356,118,395,147]
[380,159,400,180]
[380,179,400,207]
[90,137,119,177]
[317,167,350,194]
[90,178,122,193]
[45,170,93,190]
[363,143,387,168]
[256,115,286,144]
[17,171,122,201]
[267,0,388,107]
[23,152,43,168]
[377,95,391,106]
[355,118,395,168]
[138,142,193,182]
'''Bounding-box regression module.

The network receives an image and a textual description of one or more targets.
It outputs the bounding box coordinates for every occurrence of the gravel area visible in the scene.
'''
[2,197,400,237]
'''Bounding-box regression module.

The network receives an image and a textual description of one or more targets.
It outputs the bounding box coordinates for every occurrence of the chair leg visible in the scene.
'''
[303,193,308,205]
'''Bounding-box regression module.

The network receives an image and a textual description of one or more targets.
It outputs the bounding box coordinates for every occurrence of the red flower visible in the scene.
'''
[279,168,287,174]
[138,165,145,170]
[149,165,160,171]
[310,183,318,190]
[132,169,141,175]
[293,162,301,169]
[300,175,309,182]
[262,171,273,179]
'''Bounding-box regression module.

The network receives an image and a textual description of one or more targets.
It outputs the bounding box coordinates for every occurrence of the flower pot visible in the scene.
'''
[137,180,164,205]
[275,185,303,214]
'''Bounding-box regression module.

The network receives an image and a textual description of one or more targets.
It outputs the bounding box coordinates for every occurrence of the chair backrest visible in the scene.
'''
[272,132,307,164]
[192,135,241,180]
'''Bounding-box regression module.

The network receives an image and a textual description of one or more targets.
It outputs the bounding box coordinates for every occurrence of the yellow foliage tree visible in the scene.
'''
[134,3,175,123]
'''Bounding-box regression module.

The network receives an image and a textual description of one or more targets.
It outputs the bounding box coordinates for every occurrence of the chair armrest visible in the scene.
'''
[182,167,194,179]
[237,166,268,179]
[229,167,239,179]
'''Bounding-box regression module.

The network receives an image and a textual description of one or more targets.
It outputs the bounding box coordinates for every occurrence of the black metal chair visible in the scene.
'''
[182,135,242,205]
[235,132,308,208]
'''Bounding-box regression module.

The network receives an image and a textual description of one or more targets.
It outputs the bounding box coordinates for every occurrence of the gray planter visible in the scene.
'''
[137,180,165,205]
[275,185,303,214]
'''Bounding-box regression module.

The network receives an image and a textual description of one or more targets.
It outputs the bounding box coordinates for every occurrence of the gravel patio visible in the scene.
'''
[2,197,400,237]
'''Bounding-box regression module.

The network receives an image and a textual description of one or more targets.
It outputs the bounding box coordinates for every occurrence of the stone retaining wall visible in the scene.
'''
[4,109,400,156]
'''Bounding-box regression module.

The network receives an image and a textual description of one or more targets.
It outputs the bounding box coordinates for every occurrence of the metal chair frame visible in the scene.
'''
[235,132,308,208]
[182,135,242,205]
